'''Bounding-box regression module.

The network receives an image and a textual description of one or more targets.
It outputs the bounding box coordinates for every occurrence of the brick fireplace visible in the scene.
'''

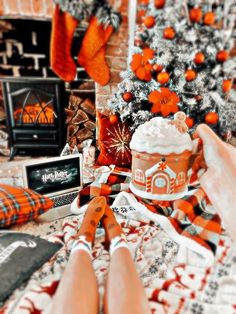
[0,0,129,159]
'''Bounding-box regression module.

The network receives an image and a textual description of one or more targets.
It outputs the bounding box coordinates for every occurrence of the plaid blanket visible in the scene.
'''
[77,168,222,265]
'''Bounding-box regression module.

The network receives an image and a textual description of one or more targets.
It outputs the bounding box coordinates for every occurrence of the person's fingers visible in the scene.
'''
[195,124,222,147]
[195,124,226,167]
[199,169,216,194]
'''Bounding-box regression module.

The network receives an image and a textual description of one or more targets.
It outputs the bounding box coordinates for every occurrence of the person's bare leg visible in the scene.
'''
[51,196,107,314]
[51,250,99,314]
[102,206,151,314]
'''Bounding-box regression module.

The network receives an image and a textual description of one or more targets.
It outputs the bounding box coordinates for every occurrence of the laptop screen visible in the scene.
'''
[25,156,81,195]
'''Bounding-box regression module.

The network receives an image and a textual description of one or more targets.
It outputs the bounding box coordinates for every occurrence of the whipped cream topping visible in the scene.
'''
[130,117,193,154]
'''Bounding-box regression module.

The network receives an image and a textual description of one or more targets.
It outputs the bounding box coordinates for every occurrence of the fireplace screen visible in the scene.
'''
[12,89,56,126]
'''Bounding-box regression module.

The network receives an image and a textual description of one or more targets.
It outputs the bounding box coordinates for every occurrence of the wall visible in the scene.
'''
[0,19,53,77]
[96,0,129,111]
[0,0,54,18]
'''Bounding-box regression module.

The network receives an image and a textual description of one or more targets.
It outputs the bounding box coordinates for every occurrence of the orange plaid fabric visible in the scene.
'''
[0,184,53,228]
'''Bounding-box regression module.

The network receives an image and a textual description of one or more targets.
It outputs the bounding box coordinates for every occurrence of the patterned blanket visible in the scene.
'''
[1,169,236,313]
[75,168,221,265]
[2,203,236,314]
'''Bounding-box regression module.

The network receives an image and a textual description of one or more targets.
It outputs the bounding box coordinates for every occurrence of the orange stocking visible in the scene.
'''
[50,5,78,82]
[78,16,114,86]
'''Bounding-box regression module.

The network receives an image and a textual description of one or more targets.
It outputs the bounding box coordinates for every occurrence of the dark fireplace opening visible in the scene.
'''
[1,78,66,160]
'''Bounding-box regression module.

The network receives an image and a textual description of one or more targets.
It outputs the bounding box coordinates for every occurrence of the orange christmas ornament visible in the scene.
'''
[144,16,156,28]
[163,27,175,39]
[154,0,165,9]
[195,95,203,101]
[194,52,205,65]
[123,91,133,102]
[222,80,232,93]
[216,50,229,63]
[137,9,146,19]
[157,71,170,84]
[148,87,179,116]
[189,7,202,23]
[152,64,163,72]
[205,112,219,124]
[140,0,149,4]
[203,11,215,25]
[185,69,197,81]
[185,117,194,128]
[109,114,119,124]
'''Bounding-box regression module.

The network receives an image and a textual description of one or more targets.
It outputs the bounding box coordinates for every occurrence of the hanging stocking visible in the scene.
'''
[50,4,78,82]
[78,8,121,86]
[78,16,113,85]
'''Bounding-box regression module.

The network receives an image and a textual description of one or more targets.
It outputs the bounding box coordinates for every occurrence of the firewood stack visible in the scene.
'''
[65,94,96,150]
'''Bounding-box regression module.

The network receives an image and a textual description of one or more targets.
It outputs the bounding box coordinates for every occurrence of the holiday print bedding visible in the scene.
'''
[1,199,236,314]
[75,168,221,266]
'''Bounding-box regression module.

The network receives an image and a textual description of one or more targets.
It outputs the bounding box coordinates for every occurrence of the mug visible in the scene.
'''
[129,140,200,201]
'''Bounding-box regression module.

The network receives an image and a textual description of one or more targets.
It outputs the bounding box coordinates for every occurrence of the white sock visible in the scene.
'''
[71,235,92,258]
[110,234,128,256]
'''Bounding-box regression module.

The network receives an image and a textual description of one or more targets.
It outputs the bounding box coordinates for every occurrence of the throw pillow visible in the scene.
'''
[97,112,132,167]
[0,184,53,228]
[0,232,62,302]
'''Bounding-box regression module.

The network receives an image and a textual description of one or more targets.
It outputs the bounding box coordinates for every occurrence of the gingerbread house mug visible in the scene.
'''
[129,149,199,201]
[129,114,200,201]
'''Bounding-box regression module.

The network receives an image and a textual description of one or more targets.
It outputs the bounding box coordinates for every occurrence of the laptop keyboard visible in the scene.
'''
[51,192,78,208]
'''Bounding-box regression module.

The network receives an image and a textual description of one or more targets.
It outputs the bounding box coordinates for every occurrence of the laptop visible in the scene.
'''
[22,154,83,221]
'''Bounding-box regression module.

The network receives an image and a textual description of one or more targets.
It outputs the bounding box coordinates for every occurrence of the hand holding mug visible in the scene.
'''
[193,124,236,241]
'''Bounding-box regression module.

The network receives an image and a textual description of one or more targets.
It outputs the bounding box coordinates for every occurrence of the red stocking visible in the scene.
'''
[78,16,114,86]
[50,5,78,82]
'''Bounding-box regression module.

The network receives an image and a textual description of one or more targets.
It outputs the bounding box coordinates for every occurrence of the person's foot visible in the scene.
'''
[102,205,124,243]
[77,196,107,243]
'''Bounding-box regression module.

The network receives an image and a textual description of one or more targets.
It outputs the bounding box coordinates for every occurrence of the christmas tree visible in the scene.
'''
[108,0,236,137]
